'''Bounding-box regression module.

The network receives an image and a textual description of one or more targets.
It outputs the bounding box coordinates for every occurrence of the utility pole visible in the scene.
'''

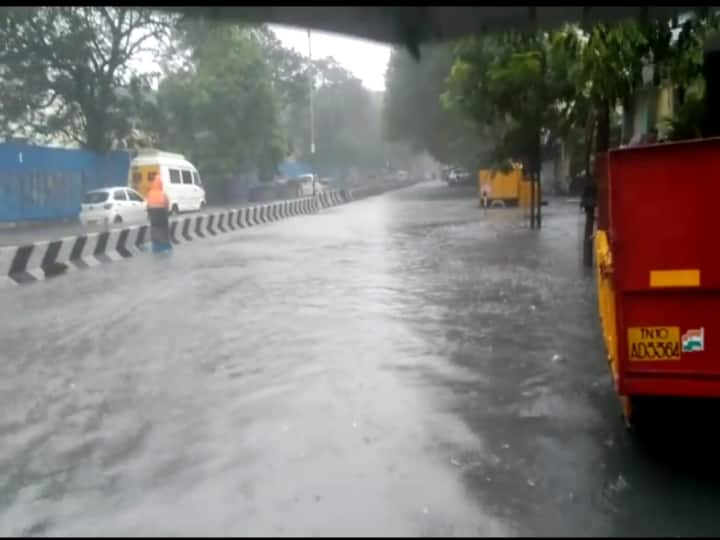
[308,28,315,157]
[308,28,316,194]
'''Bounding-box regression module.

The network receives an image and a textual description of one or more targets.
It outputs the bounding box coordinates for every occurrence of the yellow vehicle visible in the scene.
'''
[477,164,535,209]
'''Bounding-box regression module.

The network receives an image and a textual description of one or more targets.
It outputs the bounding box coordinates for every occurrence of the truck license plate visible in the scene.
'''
[628,326,681,361]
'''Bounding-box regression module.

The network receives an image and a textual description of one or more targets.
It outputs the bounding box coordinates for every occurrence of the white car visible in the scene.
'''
[79,187,147,226]
[447,167,471,185]
[291,174,324,196]
[317,178,330,193]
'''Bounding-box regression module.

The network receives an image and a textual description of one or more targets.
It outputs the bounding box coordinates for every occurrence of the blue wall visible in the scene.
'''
[0,142,131,222]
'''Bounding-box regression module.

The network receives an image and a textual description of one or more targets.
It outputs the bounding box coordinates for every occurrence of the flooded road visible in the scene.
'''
[2,182,720,536]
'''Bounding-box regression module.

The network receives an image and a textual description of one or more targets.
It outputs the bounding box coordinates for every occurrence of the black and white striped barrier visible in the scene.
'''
[0,193,352,288]
[317,189,354,208]
[0,226,149,285]
[168,197,321,245]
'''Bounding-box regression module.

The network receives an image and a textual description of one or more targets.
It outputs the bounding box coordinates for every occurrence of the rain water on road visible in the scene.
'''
[2,182,720,536]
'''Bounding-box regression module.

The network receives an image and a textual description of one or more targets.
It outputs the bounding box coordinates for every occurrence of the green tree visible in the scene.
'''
[257,28,310,159]
[579,23,648,154]
[384,43,483,169]
[0,7,174,152]
[313,60,370,176]
[151,20,427,187]
[645,11,719,106]
[655,12,720,140]
[444,30,569,227]
[548,15,718,261]
[284,56,388,180]
[154,21,286,183]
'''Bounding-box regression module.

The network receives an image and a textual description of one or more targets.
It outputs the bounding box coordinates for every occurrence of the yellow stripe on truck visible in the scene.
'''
[649,269,700,288]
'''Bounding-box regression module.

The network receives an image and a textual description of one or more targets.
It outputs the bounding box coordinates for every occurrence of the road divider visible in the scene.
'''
[0,225,150,285]
[0,182,417,289]
[0,191,353,288]
[167,196,320,245]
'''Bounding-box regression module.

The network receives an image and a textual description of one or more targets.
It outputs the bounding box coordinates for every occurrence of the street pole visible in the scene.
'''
[308,28,316,195]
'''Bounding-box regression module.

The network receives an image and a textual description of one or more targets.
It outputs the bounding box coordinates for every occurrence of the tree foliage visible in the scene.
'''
[0,6,174,152]
[384,44,483,170]
[4,6,715,196]
[152,20,285,182]
[382,12,718,232]
[439,13,717,170]
[0,7,401,185]
[153,18,390,183]
[312,62,376,174]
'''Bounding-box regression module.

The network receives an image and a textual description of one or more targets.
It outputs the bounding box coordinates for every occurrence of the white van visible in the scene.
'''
[128,149,207,214]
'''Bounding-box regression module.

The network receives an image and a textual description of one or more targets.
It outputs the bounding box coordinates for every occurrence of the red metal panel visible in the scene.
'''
[607,137,720,399]
[609,138,720,291]
[622,376,720,398]
[617,292,719,386]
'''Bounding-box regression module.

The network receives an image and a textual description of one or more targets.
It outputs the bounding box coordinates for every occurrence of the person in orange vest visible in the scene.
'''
[146,176,172,253]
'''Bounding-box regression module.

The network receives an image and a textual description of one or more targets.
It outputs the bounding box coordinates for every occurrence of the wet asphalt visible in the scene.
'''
[2,181,720,536]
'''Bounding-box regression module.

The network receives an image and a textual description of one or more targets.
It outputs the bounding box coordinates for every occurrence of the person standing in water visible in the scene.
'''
[146,177,172,253]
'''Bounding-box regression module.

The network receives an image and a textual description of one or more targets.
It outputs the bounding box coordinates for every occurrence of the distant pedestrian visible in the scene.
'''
[580,176,596,213]
[146,177,172,253]
[480,183,491,209]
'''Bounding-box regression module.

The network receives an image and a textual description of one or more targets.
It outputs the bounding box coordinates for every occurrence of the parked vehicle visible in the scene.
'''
[249,180,294,202]
[317,178,330,192]
[478,165,533,208]
[595,137,720,428]
[79,187,147,226]
[129,149,206,215]
[288,173,319,197]
[447,167,472,186]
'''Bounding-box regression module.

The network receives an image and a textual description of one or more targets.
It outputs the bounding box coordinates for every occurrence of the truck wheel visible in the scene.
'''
[113,215,123,224]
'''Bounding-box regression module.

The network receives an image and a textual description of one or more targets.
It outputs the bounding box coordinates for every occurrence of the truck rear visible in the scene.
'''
[477,165,535,208]
[596,137,720,425]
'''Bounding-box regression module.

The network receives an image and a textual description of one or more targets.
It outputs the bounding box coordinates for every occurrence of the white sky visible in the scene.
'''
[135,24,391,92]
[269,24,391,91]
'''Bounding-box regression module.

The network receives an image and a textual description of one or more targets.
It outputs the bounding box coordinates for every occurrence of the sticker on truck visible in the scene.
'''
[682,328,704,352]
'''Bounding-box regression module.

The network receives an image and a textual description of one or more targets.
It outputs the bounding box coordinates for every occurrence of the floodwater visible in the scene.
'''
[2,182,720,536]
